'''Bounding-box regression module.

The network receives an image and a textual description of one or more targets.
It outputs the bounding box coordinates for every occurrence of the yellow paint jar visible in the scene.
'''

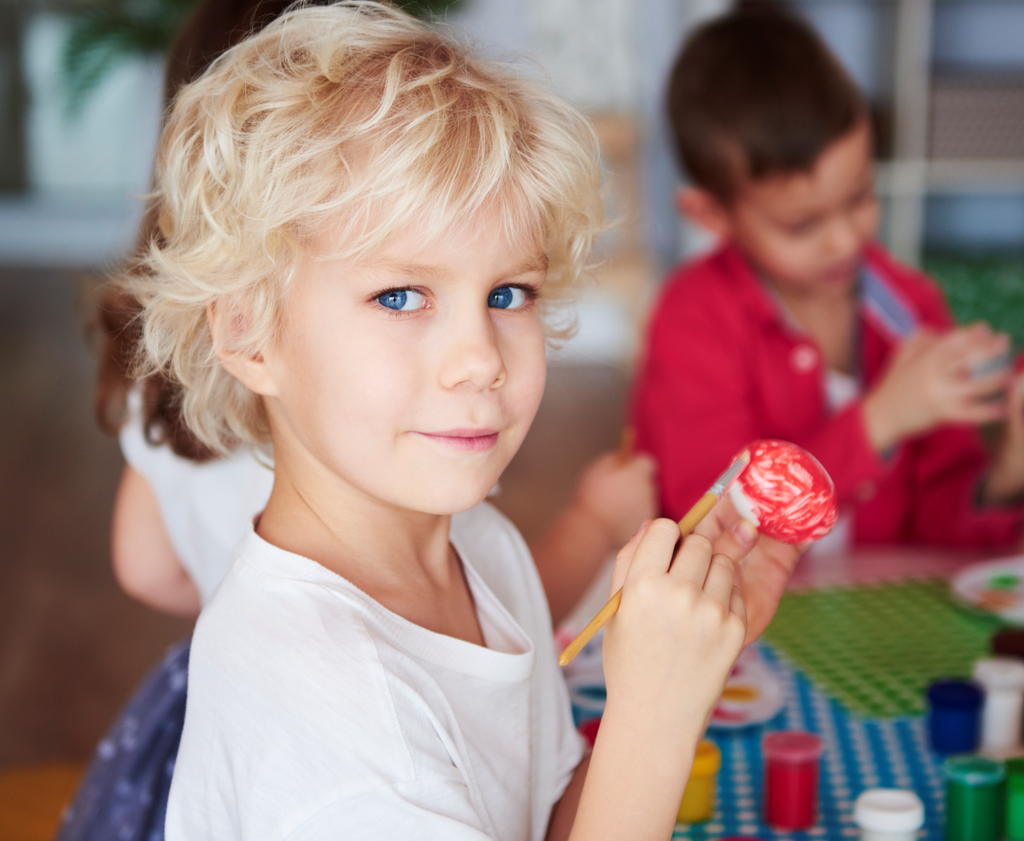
[677,739,722,824]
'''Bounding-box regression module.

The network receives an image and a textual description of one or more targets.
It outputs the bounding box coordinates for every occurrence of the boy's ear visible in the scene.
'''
[207,301,279,397]
[675,186,733,241]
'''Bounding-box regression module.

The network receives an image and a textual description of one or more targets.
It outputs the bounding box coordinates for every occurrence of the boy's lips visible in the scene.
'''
[416,428,500,452]
[822,257,860,284]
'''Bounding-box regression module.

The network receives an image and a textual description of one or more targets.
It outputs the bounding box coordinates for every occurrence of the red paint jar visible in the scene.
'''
[762,730,824,830]
[578,717,601,747]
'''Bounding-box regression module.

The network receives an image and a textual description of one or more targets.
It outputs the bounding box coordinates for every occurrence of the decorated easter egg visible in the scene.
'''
[728,440,837,544]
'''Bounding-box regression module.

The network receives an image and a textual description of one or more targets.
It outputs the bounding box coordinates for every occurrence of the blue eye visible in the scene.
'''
[488,286,528,309]
[377,289,426,311]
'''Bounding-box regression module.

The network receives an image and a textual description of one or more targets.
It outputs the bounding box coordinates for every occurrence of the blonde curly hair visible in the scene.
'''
[121,1,603,455]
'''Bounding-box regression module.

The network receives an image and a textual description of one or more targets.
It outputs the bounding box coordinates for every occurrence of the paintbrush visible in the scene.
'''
[616,427,636,466]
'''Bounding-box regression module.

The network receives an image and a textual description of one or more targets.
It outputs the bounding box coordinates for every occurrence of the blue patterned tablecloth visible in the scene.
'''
[568,643,948,841]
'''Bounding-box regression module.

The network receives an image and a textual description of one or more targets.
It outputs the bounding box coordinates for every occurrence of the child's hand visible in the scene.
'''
[983,371,1024,504]
[602,521,746,735]
[694,494,803,644]
[570,526,745,841]
[863,324,1010,452]
[574,451,657,549]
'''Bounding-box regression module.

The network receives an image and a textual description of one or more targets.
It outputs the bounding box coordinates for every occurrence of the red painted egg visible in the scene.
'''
[728,440,838,544]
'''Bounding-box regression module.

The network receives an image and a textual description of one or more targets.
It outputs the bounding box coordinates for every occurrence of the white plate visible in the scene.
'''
[708,645,784,730]
[951,556,1024,624]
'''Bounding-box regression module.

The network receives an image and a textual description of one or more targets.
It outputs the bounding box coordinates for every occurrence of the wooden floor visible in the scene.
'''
[0,264,630,836]
[0,763,84,841]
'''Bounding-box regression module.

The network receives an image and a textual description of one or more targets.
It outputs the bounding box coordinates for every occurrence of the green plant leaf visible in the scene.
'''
[61,0,466,118]
[61,0,202,118]
[394,0,464,19]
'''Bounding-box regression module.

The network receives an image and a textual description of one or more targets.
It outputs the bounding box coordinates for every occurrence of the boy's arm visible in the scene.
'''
[547,715,703,841]
[545,754,589,841]
[112,464,202,617]
[530,452,656,626]
[548,525,746,841]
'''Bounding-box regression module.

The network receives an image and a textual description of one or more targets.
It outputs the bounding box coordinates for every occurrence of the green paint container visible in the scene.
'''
[944,756,1005,841]
[1006,759,1024,841]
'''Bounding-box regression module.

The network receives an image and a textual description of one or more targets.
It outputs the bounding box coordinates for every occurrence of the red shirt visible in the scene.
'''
[630,242,1024,548]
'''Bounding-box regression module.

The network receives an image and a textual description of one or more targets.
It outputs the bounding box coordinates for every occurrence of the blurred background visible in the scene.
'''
[1,0,1023,836]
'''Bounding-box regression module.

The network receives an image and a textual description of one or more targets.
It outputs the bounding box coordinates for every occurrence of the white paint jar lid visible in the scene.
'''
[974,657,1024,691]
[854,789,925,832]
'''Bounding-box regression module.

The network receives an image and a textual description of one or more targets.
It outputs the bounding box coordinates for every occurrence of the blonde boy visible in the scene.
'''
[123,3,795,838]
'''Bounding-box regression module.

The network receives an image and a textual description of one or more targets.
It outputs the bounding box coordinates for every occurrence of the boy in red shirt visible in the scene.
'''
[632,7,1024,548]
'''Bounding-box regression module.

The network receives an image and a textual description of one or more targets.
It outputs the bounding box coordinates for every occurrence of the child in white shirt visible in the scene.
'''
[117,3,799,838]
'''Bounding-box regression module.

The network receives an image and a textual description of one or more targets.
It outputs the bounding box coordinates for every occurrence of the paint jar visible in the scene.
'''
[927,679,983,754]
[854,788,924,841]
[992,629,1024,662]
[1005,758,1024,841]
[762,730,823,830]
[577,717,601,748]
[677,739,721,824]
[973,658,1024,752]
[944,755,1005,841]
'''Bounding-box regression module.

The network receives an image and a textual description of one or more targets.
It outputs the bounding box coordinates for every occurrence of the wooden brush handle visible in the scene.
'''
[616,427,636,466]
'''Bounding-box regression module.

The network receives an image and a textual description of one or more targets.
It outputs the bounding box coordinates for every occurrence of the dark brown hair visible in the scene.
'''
[665,4,867,203]
[95,0,326,461]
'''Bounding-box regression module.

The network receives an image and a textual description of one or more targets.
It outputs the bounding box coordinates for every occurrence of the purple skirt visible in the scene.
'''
[56,637,190,841]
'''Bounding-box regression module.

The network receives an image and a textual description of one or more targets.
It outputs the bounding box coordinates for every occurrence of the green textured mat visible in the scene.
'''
[924,250,1024,348]
[762,579,1006,718]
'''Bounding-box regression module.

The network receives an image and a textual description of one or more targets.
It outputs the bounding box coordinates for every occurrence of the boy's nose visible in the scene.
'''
[826,216,861,259]
[437,312,507,391]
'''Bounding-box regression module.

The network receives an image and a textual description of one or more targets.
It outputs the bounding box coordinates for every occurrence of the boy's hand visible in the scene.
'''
[576,525,746,841]
[983,372,1024,504]
[574,452,657,549]
[609,496,802,648]
[863,325,1010,452]
[603,521,746,733]
[694,494,802,644]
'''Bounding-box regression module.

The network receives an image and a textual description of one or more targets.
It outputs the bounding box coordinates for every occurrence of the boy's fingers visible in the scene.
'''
[962,368,1011,394]
[701,553,736,607]
[624,518,686,583]
[610,518,653,594]
[1010,374,1024,416]
[630,453,657,478]
[939,327,1003,369]
[706,518,759,565]
[666,532,715,586]
[949,399,1008,425]
[931,330,982,366]
[730,584,747,625]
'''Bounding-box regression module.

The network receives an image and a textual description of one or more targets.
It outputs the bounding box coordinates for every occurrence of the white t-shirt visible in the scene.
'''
[165,502,583,841]
[118,394,274,603]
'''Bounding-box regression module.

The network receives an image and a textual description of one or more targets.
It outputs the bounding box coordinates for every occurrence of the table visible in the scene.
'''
[559,547,1014,841]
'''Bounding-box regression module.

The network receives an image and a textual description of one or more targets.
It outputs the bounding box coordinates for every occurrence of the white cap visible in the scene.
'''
[974,657,1024,692]
[854,789,925,833]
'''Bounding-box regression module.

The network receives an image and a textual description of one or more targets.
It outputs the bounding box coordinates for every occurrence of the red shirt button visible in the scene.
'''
[790,345,818,373]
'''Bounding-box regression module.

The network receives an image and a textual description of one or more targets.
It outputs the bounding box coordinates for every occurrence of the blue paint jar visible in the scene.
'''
[927,679,983,754]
